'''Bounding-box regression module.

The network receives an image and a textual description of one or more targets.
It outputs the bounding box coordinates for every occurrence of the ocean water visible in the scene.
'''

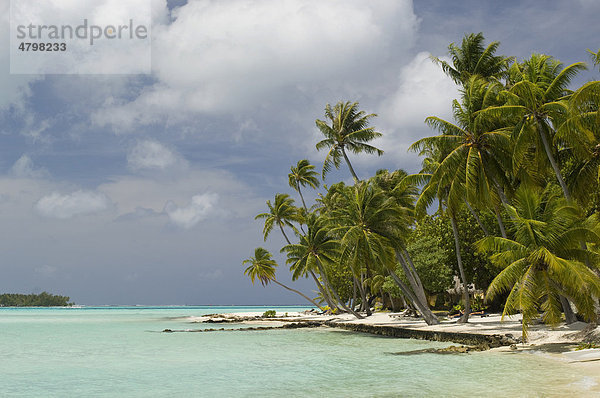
[0,306,597,397]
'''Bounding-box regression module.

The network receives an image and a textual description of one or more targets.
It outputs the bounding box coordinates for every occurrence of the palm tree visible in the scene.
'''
[477,186,600,340]
[431,32,511,85]
[243,247,322,308]
[588,48,600,69]
[558,80,600,207]
[481,54,586,202]
[288,159,320,210]
[410,76,513,237]
[410,165,473,323]
[255,194,300,244]
[315,101,383,183]
[330,182,439,324]
[282,213,363,318]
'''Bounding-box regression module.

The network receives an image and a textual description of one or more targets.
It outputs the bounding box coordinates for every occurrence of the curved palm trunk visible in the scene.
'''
[309,271,338,311]
[271,279,322,309]
[450,215,471,323]
[560,295,577,324]
[358,272,371,315]
[465,200,489,236]
[341,147,360,184]
[396,250,427,306]
[388,269,439,325]
[494,206,507,239]
[537,121,572,201]
[297,183,308,211]
[279,224,292,245]
[537,122,593,319]
[316,263,363,319]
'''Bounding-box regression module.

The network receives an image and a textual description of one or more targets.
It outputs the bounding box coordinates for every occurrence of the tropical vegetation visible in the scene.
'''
[243,32,600,339]
[0,292,72,307]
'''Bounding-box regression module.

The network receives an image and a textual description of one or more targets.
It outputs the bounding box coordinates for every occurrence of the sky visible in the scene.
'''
[1,0,599,305]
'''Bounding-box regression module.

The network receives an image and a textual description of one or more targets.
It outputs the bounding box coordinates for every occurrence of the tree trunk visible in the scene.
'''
[494,181,509,206]
[537,120,572,201]
[389,292,397,312]
[560,295,577,324]
[360,272,372,316]
[271,279,322,309]
[279,224,292,245]
[388,270,439,325]
[396,251,428,307]
[465,200,489,236]
[309,271,338,311]
[450,215,470,323]
[297,183,308,211]
[341,147,360,184]
[352,278,357,311]
[494,206,508,239]
[316,262,363,319]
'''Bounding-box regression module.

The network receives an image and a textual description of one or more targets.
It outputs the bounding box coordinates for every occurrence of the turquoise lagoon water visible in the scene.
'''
[0,306,597,397]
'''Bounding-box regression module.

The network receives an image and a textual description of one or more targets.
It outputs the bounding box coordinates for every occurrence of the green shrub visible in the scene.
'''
[262,310,276,318]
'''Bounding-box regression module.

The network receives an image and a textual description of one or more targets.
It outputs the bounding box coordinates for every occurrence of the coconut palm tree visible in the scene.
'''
[315,101,383,183]
[288,159,320,210]
[255,194,300,244]
[588,48,600,69]
[282,213,363,318]
[243,247,322,308]
[558,80,600,207]
[410,76,513,237]
[481,54,586,202]
[477,186,600,340]
[410,163,473,323]
[330,182,439,324]
[431,32,511,85]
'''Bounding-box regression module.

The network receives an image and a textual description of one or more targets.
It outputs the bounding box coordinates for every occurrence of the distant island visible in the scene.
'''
[0,292,72,307]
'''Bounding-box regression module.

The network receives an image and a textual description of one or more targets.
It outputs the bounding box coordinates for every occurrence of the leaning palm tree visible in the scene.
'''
[431,32,512,85]
[243,247,322,309]
[282,213,362,318]
[330,182,439,324]
[315,101,383,183]
[477,186,600,340]
[288,159,320,210]
[255,194,300,244]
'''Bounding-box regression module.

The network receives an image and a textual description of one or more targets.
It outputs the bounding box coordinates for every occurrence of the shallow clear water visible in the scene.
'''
[0,306,596,397]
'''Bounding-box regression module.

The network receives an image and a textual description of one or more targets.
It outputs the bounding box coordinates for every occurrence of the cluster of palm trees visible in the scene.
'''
[244,33,600,338]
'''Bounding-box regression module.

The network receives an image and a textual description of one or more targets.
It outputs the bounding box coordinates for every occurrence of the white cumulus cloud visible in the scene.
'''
[36,190,111,219]
[127,140,186,171]
[92,0,419,130]
[373,51,459,170]
[10,155,49,179]
[164,193,220,229]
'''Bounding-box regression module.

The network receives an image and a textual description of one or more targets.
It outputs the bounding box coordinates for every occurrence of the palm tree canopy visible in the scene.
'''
[315,101,383,179]
[330,182,409,273]
[588,48,600,69]
[243,247,278,286]
[288,159,320,191]
[255,193,300,241]
[431,32,511,85]
[282,213,340,280]
[559,80,600,206]
[411,76,512,211]
[478,54,586,193]
[477,186,600,338]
